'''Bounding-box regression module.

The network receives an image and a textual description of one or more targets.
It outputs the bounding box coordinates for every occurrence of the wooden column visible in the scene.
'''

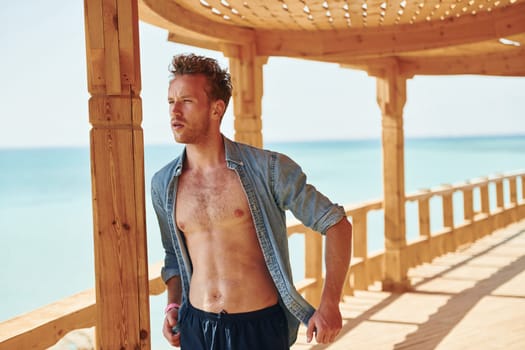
[375,61,410,292]
[84,1,150,349]
[224,44,267,148]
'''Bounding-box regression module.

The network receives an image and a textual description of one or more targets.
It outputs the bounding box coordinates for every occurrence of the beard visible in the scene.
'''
[172,110,213,145]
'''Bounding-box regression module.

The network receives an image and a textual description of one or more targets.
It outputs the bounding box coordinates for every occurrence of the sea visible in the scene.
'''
[1,135,524,349]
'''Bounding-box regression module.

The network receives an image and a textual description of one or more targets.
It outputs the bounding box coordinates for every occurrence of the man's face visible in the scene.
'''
[168,74,214,144]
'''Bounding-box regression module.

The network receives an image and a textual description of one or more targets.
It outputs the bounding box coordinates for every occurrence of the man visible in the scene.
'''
[151,54,352,349]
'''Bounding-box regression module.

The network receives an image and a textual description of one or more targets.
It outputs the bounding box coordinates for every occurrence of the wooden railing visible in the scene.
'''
[1,171,524,349]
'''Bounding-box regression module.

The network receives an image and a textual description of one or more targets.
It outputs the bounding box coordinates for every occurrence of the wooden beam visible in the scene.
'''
[139,0,255,45]
[167,32,221,52]
[255,3,525,59]
[84,1,151,349]
[375,59,410,292]
[399,48,525,76]
[0,290,95,350]
[339,45,525,76]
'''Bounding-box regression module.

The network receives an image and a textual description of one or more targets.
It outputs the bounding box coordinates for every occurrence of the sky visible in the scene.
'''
[1,1,524,149]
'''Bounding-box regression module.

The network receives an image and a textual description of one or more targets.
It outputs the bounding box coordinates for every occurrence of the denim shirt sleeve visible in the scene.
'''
[271,152,346,234]
[151,175,180,282]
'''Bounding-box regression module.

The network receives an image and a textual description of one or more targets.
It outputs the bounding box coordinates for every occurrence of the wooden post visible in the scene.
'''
[463,186,474,222]
[304,229,323,307]
[480,179,490,215]
[522,175,525,201]
[351,209,368,290]
[375,60,410,292]
[495,177,505,209]
[224,44,267,148]
[442,188,454,230]
[418,192,431,238]
[84,1,150,349]
[418,191,431,263]
[509,177,518,205]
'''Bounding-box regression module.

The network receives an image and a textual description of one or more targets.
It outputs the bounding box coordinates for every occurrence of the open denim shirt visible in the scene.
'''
[151,136,346,345]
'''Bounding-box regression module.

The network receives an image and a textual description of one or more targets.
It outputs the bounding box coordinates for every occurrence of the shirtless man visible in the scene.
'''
[151,54,352,349]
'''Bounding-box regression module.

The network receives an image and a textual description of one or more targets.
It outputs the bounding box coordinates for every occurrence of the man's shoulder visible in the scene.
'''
[229,139,279,163]
[151,155,182,189]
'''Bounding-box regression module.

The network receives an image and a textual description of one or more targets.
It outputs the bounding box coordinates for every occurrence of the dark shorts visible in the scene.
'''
[179,302,289,350]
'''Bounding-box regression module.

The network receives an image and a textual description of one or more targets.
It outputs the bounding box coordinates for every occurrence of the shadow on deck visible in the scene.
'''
[293,219,525,350]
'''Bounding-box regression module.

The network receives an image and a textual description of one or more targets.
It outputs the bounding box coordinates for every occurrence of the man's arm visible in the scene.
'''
[306,217,352,344]
[163,276,183,347]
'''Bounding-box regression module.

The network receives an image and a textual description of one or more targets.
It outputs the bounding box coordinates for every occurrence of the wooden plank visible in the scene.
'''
[117,0,141,90]
[0,260,166,350]
[0,290,95,350]
[84,0,106,93]
[102,0,122,95]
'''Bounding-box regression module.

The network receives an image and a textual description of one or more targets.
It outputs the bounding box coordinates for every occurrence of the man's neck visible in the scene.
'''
[184,134,226,171]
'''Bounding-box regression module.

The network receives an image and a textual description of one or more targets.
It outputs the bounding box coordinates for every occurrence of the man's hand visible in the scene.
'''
[163,308,181,347]
[305,217,351,344]
[306,302,343,344]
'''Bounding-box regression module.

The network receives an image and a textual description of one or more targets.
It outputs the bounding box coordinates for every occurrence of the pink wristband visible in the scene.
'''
[165,303,180,314]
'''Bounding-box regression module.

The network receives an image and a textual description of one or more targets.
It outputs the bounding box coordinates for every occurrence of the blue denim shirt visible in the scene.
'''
[151,136,346,345]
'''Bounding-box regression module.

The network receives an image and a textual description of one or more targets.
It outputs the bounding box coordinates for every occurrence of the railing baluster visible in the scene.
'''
[521,175,525,201]
[509,176,518,206]
[418,190,431,238]
[463,184,474,222]
[304,228,323,307]
[442,185,454,230]
[480,178,490,215]
[417,190,431,263]
[351,209,368,290]
[495,176,505,210]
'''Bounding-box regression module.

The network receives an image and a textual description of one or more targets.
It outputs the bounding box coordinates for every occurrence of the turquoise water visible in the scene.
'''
[1,135,524,348]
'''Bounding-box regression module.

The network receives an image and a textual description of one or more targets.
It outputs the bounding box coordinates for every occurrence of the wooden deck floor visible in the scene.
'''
[292,219,525,350]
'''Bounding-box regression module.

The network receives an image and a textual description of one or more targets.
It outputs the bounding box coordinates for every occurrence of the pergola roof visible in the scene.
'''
[138,0,525,76]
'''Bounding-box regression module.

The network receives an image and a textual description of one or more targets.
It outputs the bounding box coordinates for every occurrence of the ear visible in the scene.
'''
[211,100,226,121]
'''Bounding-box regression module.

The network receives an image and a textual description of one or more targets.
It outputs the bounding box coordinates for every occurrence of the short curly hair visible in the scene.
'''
[169,53,232,111]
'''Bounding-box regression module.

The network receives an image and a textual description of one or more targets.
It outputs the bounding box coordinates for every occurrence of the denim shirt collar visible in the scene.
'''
[172,135,242,177]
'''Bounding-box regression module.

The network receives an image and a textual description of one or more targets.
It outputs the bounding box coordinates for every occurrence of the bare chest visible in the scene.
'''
[175,168,252,233]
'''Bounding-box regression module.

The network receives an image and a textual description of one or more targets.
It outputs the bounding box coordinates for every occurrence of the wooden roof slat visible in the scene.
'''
[139,0,525,76]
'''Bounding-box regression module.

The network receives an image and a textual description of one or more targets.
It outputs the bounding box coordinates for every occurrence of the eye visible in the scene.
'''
[183,99,192,103]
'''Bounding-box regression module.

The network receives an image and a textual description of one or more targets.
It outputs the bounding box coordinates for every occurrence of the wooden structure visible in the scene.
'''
[292,218,525,349]
[1,171,524,348]
[1,0,524,349]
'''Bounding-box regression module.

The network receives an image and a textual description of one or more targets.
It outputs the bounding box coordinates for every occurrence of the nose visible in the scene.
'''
[170,101,181,117]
